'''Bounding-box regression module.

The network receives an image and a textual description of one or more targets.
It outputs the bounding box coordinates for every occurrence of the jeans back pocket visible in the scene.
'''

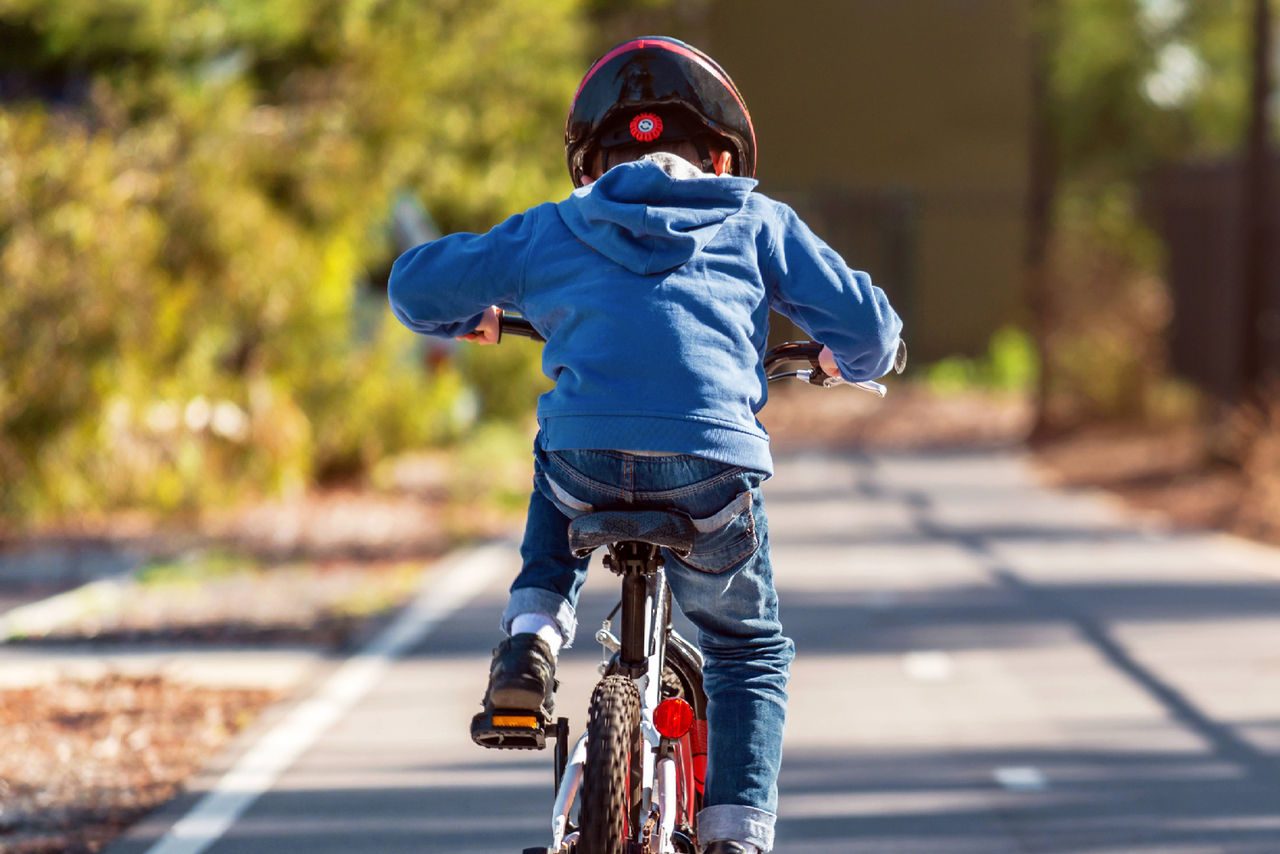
[677,489,760,574]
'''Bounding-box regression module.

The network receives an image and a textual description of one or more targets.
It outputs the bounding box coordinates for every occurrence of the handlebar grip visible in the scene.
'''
[496,310,545,343]
[761,341,822,374]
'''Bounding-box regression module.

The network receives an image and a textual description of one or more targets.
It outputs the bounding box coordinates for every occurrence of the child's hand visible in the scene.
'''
[818,345,841,379]
[459,306,501,345]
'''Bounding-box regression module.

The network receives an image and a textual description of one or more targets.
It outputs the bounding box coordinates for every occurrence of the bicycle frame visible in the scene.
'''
[550,540,699,853]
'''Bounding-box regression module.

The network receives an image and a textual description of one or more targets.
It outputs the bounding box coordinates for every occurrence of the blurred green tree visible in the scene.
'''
[1052,0,1248,183]
[0,0,584,522]
[1033,0,1252,426]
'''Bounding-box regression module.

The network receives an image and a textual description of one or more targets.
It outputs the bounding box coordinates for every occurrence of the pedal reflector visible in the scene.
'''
[471,709,548,750]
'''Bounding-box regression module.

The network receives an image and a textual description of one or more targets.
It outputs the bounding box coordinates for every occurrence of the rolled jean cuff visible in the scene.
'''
[502,587,578,649]
[697,804,776,852]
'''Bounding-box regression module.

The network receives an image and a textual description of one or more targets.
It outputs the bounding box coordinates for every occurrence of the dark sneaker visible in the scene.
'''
[701,844,753,854]
[469,634,558,750]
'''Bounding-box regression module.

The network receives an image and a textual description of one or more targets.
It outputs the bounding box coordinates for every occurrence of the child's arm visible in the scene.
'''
[387,208,538,339]
[765,206,903,381]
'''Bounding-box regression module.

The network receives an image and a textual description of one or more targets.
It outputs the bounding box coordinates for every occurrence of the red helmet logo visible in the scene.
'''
[630,112,663,142]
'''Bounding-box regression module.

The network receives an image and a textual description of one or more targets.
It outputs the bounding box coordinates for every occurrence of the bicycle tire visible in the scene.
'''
[578,675,642,854]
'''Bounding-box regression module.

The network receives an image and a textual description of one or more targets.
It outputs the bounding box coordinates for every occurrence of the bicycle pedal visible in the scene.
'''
[470,708,548,750]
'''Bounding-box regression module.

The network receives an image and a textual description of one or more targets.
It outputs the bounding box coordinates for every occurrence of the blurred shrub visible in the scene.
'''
[1036,1,1246,431]
[0,0,585,523]
[926,327,1038,395]
[1043,189,1196,426]
[1235,396,1280,541]
[448,420,538,515]
[455,340,553,424]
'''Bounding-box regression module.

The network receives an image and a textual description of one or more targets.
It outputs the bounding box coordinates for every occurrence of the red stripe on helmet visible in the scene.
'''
[571,38,755,153]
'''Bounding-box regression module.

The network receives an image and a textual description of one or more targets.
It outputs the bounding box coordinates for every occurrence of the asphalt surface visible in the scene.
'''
[111,448,1280,853]
[0,543,137,618]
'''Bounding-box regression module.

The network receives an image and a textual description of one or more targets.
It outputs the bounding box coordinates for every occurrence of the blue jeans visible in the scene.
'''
[501,438,794,852]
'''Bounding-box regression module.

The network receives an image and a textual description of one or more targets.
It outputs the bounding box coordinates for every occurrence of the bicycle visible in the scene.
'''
[474,311,904,854]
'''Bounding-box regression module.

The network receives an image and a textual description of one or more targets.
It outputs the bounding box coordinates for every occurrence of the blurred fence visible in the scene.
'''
[1142,160,1280,400]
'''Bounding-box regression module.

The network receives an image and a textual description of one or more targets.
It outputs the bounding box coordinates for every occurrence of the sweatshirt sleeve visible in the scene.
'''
[387,207,537,339]
[764,203,903,381]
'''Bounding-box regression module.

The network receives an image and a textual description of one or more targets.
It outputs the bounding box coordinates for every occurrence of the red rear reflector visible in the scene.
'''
[653,697,695,739]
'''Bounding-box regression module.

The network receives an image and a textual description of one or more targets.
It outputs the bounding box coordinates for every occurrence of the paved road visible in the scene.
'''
[113,448,1280,853]
[0,542,137,620]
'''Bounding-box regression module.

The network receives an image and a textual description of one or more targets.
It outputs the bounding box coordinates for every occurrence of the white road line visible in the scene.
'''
[143,542,512,854]
[993,766,1049,792]
[0,576,133,641]
[902,650,954,682]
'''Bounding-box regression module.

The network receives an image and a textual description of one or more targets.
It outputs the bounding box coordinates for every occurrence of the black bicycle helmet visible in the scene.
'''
[565,36,757,186]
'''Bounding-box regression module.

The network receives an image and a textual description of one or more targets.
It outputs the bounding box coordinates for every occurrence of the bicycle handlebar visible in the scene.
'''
[494,309,902,398]
[497,313,544,343]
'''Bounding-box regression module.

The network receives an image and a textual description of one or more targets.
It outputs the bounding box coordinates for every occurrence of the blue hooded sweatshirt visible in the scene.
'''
[388,154,902,475]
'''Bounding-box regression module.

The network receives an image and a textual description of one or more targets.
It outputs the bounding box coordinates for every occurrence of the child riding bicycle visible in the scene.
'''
[388,36,902,854]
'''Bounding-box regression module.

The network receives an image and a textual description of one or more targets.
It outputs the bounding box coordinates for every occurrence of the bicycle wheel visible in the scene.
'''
[578,675,642,854]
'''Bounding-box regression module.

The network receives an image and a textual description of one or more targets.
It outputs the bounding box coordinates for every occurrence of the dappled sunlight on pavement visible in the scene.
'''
[95,447,1280,853]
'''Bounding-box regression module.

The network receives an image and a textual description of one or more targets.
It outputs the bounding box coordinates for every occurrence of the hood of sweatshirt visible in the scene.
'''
[556,153,758,276]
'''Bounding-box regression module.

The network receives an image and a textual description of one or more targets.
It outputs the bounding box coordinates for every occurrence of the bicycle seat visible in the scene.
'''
[568,510,696,558]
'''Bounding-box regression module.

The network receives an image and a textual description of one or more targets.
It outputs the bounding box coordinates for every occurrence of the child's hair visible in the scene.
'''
[593,136,725,176]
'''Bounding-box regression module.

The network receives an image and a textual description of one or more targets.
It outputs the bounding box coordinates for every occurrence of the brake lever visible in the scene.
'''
[802,341,902,396]
[792,369,887,398]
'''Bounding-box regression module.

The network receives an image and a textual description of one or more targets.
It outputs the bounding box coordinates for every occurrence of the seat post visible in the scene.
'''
[605,541,662,677]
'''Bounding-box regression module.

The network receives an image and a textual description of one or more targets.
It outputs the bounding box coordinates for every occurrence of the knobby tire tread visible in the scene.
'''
[578,675,641,854]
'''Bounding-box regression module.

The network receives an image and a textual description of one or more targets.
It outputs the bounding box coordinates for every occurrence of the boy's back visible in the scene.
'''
[389,152,901,475]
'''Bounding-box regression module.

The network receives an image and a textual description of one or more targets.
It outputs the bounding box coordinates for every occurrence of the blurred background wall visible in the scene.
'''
[699,0,1030,360]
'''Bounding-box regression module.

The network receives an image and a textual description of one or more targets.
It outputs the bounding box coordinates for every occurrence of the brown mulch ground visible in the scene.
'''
[8,559,423,649]
[762,383,1032,451]
[0,675,277,854]
[1033,423,1280,548]
[0,458,537,854]
[1,488,457,567]
[0,486,472,853]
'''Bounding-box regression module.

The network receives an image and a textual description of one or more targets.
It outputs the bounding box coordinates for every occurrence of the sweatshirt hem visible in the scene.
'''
[539,413,773,476]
